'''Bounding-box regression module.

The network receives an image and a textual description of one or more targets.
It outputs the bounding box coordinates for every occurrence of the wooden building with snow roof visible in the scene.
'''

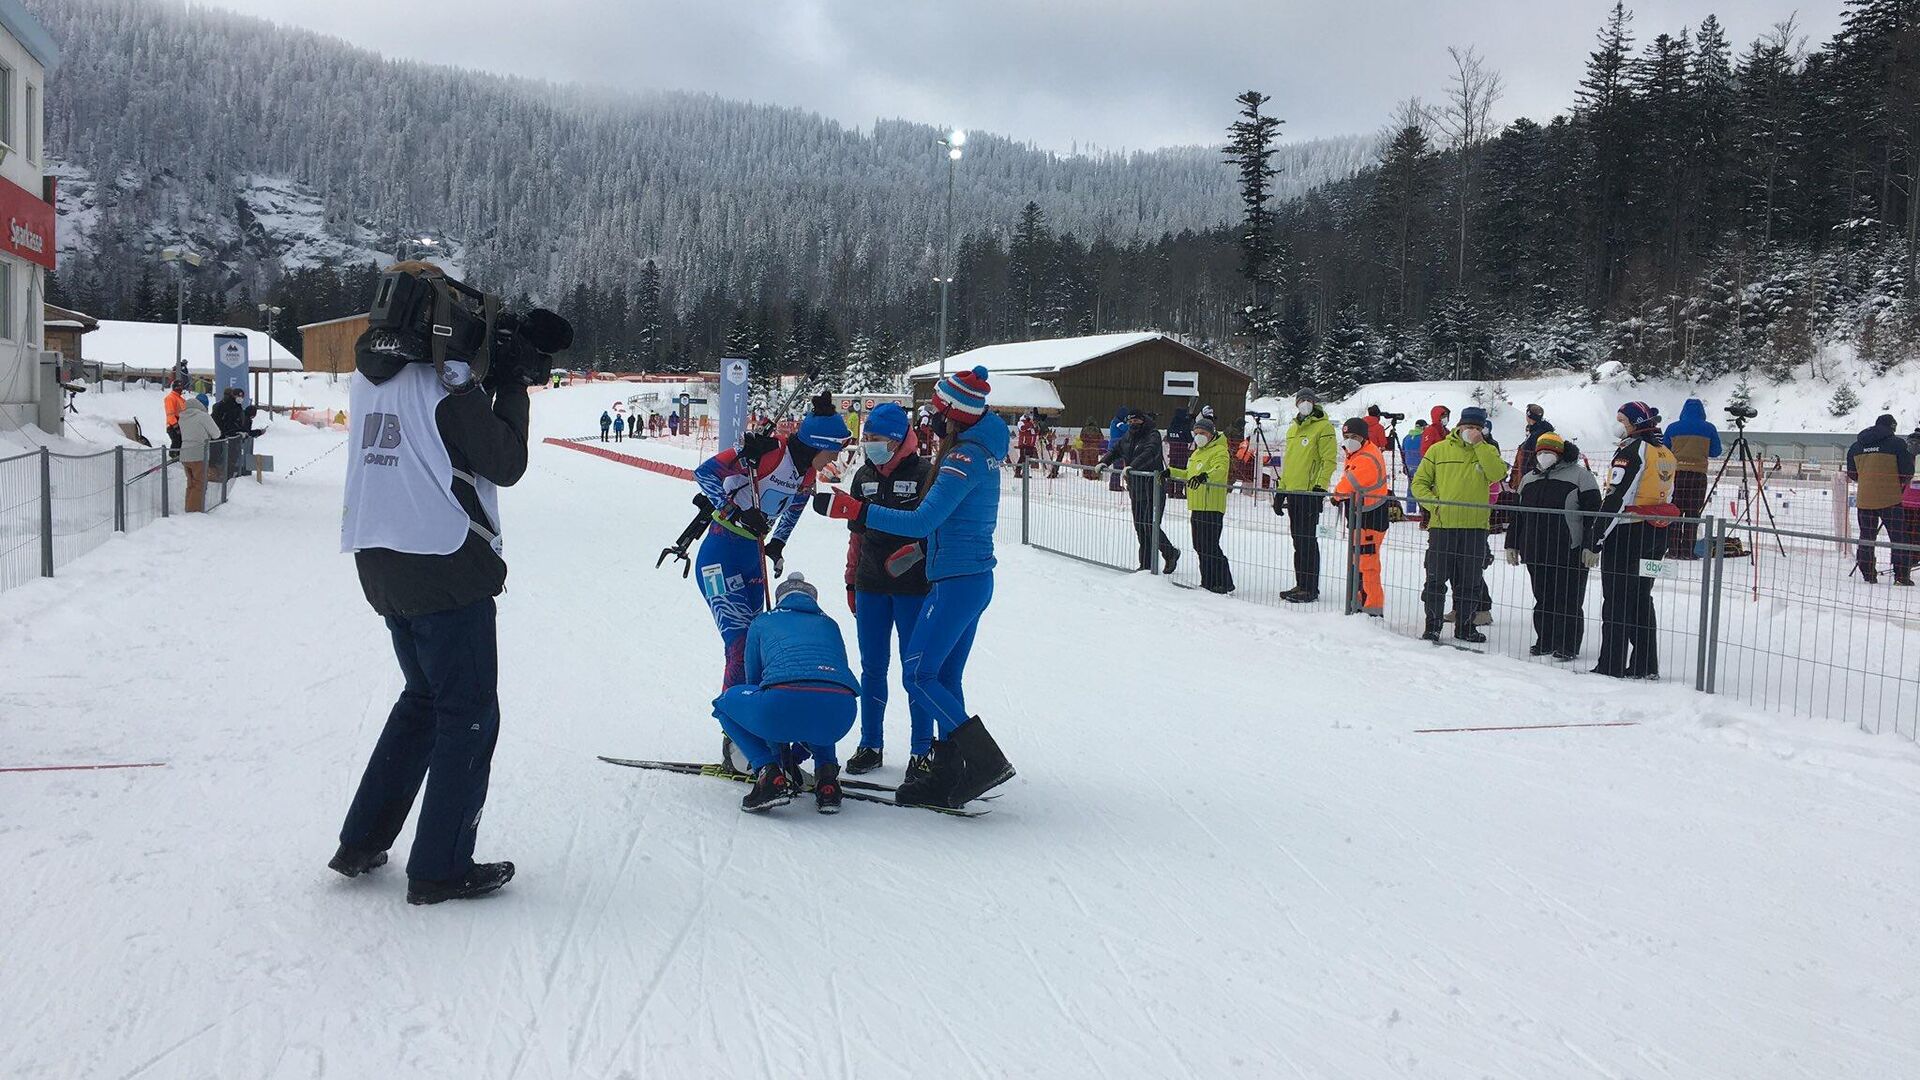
[907,332,1249,432]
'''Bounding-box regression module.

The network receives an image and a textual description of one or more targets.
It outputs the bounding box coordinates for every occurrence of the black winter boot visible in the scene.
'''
[948,716,1015,805]
[407,861,515,905]
[814,765,843,814]
[895,743,959,808]
[1860,562,1880,584]
[741,763,793,813]
[328,844,388,879]
[845,746,884,775]
[1895,570,1915,587]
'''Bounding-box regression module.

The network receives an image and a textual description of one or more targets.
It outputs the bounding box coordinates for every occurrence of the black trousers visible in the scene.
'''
[1285,492,1323,592]
[1189,510,1234,592]
[1857,505,1913,574]
[1669,471,1708,556]
[1421,528,1489,634]
[1526,560,1589,654]
[1596,524,1659,677]
[1126,477,1178,570]
[339,597,502,882]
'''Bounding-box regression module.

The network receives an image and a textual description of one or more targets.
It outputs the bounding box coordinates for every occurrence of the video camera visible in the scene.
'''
[1248,410,1273,421]
[364,262,573,387]
[1725,403,1758,422]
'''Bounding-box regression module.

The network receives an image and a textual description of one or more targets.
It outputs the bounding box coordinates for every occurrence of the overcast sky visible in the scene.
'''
[209,0,1842,151]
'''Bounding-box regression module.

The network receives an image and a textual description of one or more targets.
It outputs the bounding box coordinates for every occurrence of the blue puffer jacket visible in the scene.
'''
[865,412,1008,581]
[744,592,860,693]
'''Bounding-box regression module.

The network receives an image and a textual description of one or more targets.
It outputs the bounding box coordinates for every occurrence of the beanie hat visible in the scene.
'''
[863,402,911,442]
[1618,401,1658,431]
[1458,406,1489,429]
[1342,417,1370,439]
[1526,403,1545,421]
[1193,414,1217,436]
[1875,412,1897,431]
[796,411,852,451]
[774,573,818,605]
[1535,432,1566,455]
[1295,388,1320,404]
[933,365,992,422]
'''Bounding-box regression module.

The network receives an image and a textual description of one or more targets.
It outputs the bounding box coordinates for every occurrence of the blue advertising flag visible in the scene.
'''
[212,332,250,402]
[717,357,750,452]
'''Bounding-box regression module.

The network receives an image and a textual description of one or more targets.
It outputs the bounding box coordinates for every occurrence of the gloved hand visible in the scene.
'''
[1191,472,1209,487]
[762,538,786,578]
[729,506,772,539]
[1581,548,1601,569]
[885,543,925,578]
[1505,549,1521,566]
[811,490,868,526]
[740,431,779,465]
[1272,490,1286,517]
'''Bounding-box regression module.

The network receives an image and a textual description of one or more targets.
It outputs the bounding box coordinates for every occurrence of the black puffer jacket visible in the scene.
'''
[1506,446,1605,565]
[1100,421,1165,475]
[844,450,933,595]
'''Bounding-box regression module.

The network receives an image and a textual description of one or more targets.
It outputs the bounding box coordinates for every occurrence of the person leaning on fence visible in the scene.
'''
[1168,411,1234,593]
[175,392,223,512]
[1662,398,1722,560]
[1101,408,1181,574]
[1593,401,1680,680]
[1847,413,1916,586]
[1331,417,1391,617]
[1410,406,1504,643]
[1504,432,1603,662]
[1273,389,1338,603]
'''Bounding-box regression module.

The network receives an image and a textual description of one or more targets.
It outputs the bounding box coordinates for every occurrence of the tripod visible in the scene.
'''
[1245,414,1277,492]
[1705,416,1787,557]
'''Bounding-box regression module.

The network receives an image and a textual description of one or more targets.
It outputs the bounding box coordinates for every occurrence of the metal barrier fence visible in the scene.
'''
[1016,462,1919,742]
[0,436,252,596]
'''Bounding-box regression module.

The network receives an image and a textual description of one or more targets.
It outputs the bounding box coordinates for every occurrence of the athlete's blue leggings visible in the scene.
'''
[694,527,766,688]
[854,591,933,755]
[712,683,856,771]
[901,572,994,739]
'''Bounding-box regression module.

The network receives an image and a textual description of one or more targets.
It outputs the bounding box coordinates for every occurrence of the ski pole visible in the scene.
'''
[657,494,714,578]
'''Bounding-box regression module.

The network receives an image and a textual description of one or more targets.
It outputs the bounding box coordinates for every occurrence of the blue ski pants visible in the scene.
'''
[712,683,857,771]
[854,591,933,755]
[901,572,994,740]
[694,527,766,688]
[339,598,500,883]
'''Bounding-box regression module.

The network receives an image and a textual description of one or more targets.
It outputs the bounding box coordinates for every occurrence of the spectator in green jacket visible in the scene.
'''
[1169,413,1234,593]
[1410,406,1506,643]
[1271,389,1338,602]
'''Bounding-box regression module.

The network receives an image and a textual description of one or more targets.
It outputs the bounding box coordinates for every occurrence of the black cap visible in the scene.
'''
[1342,417,1370,439]
[1877,413,1898,430]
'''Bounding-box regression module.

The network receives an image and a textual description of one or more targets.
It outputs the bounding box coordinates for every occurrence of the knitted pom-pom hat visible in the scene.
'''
[933,365,992,422]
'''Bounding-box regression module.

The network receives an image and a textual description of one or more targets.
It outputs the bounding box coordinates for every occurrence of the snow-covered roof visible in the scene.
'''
[983,374,1064,411]
[907,332,1164,379]
[84,321,303,374]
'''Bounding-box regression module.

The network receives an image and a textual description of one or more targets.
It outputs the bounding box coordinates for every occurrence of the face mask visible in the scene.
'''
[862,440,895,465]
[1535,452,1560,471]
[1460,428,1484,445]
[1296,403,1313,417]
[1618,422,1632,439]
[1193,432,1211,447]
[1341,437,1363,453]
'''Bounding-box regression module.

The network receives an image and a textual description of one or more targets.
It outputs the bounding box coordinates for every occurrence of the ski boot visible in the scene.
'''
[407,861,515,905]
[904,753,933,784]
[845,746,884,775]
[899,717,1014,809]
[814,765,843,815]
[327,844,388,879]
[721,736,752,776]
[741,763,793,813]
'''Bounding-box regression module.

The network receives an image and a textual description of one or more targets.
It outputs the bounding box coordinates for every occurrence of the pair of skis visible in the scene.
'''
[597,757,991,817]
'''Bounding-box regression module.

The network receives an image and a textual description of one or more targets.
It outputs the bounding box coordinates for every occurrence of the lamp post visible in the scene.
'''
[160,247,204,387]
[935,129,965,379]
[258,303,283,414]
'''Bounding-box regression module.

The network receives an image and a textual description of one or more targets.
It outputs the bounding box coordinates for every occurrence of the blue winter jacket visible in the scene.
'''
[1400,429,1426,475]
[743,592,860,693]
[1108,409,1128,450]
[1663,398,1723,472]
[865,412,1008,581]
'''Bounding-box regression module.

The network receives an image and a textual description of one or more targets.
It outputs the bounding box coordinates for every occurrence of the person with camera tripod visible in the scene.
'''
[1593,402,1679,680]
[334,261,570,905]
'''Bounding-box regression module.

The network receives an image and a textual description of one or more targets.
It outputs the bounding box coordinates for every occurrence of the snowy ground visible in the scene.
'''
[3,383,1918,1079]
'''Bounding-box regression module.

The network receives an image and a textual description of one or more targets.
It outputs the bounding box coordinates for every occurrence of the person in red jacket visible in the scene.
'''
[1363,405,1390,450]
[1419,405,1451,453]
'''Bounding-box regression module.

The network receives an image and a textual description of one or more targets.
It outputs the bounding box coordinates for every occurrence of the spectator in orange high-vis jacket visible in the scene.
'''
[164,385,186,453]
[1331,417,1392,616]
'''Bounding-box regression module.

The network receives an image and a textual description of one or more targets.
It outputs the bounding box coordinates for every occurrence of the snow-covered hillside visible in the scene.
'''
[1,381,1915,1078]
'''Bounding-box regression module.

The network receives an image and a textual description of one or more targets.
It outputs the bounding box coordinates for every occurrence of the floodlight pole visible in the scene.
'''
[936,131,964,380]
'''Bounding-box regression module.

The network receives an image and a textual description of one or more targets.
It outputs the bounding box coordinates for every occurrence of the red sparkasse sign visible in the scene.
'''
[0,176,54,270]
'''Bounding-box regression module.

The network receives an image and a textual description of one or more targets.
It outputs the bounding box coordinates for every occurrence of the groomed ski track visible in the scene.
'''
[1,384,1916,1079]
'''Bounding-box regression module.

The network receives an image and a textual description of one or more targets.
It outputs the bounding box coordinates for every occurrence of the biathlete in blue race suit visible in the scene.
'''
[711,574,860,814]
[812,366,1015,809]
[690,398,850,690]
[837,402,935,776]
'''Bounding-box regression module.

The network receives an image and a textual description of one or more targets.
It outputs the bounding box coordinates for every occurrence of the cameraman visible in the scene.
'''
[332,262,557,906]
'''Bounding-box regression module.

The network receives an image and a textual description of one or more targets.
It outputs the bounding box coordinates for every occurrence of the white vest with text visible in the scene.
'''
[340,362,502,556]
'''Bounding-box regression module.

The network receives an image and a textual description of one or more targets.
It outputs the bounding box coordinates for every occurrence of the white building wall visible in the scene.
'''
[0,13,47,431]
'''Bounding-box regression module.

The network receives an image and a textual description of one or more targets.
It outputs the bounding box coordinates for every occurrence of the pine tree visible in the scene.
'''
[1008,202,1054,338]
[1373,115,1439,319]
[1223,90,1285,380]
[633,258,663,371]
[1312,305,1372,399]
[1829,381,1862,415]
[1578,2,1637,306]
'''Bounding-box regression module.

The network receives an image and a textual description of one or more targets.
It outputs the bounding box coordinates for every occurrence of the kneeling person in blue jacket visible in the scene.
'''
[711,573,860,814]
